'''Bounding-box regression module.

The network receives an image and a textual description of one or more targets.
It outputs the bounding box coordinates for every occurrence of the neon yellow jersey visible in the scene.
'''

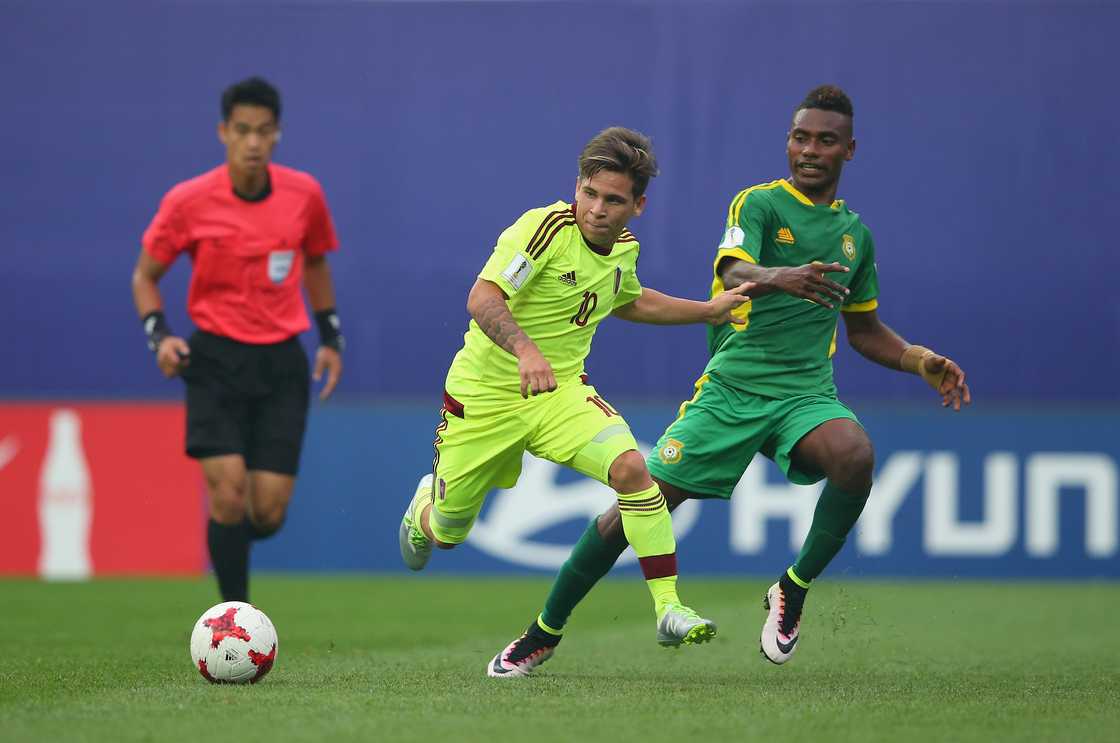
[446,201,643,397]
[705,179,880,399]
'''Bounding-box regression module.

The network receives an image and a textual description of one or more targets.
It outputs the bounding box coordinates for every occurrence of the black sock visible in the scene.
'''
[207,519,250,602]
[526,618,562,646]
[779,570,807,598]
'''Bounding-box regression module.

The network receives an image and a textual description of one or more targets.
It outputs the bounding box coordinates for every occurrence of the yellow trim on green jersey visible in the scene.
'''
[779,179,816,206]
[706,177,880,401]
[710,247,755,331]
[675,374,710,421]
[728,180,784,228]
[713,246,756,273]
[841,298,879,313]
[779,179,845,210]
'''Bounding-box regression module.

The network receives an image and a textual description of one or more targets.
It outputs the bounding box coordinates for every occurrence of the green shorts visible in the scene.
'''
[429,378,638,544]
[646,373,860,498]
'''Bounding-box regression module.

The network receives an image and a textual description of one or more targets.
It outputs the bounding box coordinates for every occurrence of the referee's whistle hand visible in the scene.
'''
[313,346,343,400]
[156,337,190,378]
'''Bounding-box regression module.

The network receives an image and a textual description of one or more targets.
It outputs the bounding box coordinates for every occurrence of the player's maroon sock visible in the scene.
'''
[207,518,250,602]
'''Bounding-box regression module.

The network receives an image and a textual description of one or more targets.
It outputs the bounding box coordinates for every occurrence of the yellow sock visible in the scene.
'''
[616,483,680,615]
[647,576,681,617]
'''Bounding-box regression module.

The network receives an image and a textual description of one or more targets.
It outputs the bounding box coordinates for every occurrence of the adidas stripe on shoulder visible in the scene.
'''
[526,207,576,260]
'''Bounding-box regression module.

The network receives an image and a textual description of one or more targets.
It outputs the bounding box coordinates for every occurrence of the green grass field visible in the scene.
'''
[1,577,1116,742]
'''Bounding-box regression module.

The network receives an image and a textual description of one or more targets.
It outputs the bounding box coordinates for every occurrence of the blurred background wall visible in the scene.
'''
[1,0,1117,577]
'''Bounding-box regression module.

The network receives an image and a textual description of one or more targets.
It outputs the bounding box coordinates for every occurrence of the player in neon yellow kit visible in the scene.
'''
[491,85,972,675]
[397,127,755,677]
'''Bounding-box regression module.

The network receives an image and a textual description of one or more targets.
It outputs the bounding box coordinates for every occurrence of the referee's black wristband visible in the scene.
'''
[314,308,345,352]
[142,310,171,353]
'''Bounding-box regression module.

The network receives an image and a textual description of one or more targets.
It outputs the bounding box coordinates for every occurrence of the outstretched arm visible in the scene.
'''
[719,257,850,308]
[842,309,972,411]
[466,278,555,398]
[611,283,754,325]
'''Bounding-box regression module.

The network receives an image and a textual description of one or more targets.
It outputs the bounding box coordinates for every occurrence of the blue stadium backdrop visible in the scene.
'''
[253,405,1118,578]
[1,1,1117,578]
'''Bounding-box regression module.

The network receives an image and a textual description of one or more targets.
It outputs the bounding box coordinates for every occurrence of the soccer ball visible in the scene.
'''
[189,601,278,684]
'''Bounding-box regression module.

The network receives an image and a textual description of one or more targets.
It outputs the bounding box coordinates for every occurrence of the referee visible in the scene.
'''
[131,77,344,602]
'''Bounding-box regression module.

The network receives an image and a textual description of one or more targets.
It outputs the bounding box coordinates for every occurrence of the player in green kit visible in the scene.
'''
[489,85,972,675]
[397,127,756,677]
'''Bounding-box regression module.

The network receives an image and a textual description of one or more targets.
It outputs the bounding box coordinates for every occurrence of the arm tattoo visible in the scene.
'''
[473,293,532,355]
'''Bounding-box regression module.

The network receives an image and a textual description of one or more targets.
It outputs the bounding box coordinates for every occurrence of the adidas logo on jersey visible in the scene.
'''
[776,227,796,244]
[558,270,577,286]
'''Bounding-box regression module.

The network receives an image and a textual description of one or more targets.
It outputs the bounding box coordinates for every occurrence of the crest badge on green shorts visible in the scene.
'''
[658,438,685,465]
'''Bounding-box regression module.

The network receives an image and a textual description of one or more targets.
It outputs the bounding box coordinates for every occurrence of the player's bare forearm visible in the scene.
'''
[303,254,337,312]
[611,288,710,325]
[847,309,971,409]
[719,258,780,295]
[719,256,848,307]
[466,279,536,357]
[842,309,908,370]
[131,249,169,317]
[614,285,753,326]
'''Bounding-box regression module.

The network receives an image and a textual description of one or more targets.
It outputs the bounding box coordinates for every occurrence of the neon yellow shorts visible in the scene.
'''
[428,378,638,544]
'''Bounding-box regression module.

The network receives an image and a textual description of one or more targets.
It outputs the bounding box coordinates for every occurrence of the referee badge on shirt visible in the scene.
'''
[268,250,295,283]
[842,234,856,261]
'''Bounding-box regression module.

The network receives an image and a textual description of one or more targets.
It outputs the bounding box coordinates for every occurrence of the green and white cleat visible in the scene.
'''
[399,474,434,571]
[656,603,717,647]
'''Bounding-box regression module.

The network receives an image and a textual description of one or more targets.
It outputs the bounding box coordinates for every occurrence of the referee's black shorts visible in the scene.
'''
[181,330,310,475]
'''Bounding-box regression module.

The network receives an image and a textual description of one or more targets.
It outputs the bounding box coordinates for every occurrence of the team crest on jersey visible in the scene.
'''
[658,438,685,465]
[842,234,856,260]
[268,250,295,283]
[775,227,796,245]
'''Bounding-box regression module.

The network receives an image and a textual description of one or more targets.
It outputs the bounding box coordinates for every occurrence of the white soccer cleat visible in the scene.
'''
[487,623,560,678]
[760,579,806,665]
[656,603,717,647]
[399,474,434,571]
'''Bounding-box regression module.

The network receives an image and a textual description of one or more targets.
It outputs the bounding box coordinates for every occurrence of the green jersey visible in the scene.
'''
[446,200,643,397]
[705,179,880,399]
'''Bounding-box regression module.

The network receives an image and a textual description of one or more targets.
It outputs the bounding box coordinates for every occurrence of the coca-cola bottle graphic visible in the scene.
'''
[37,409,93,580]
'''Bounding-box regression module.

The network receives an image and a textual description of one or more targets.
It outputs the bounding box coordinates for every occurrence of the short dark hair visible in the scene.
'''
[221,77,281,122]
[578,127,659,199]
[796,84,854,119]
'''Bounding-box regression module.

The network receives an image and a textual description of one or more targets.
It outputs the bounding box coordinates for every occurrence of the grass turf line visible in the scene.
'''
[0,576,1116,743]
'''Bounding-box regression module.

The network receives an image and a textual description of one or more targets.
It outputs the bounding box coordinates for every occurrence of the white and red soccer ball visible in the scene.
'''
[190,601,278,684]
